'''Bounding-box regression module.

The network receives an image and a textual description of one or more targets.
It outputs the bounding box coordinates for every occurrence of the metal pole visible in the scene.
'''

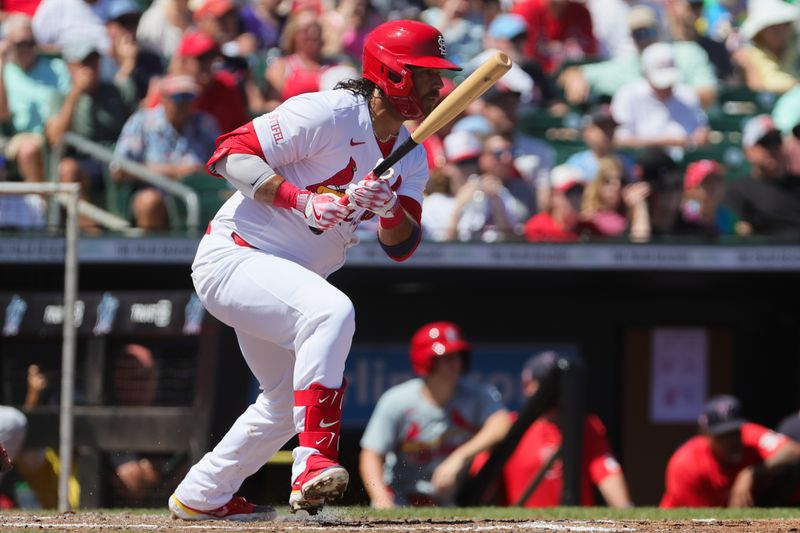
[58,184,80,512]
[558,356,586,506]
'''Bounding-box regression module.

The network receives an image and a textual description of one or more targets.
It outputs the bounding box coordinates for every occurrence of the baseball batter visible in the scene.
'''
[168,21,461,520]
[359,321,512,507]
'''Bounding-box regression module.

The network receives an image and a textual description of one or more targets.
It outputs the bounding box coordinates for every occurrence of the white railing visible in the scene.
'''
[54,132,202,231]
[0,181,79,512]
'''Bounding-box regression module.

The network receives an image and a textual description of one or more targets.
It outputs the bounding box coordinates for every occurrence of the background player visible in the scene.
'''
[168,20,461,520]
[479,351,632,507]
[359,321,512,507]
[661,395,800,508]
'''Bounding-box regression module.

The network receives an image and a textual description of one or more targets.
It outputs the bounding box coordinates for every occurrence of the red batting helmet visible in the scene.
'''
[409,321,471,376]
[363,20,461,121]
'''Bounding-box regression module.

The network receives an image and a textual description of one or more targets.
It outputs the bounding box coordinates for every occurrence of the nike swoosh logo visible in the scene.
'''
[315,437,328,445]
[350,138,366,146]
[318,391,338,404]
[319,419,339,428]
[250,176,262,187]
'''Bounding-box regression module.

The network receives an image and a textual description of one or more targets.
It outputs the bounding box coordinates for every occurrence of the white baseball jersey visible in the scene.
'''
[210,89,429,278]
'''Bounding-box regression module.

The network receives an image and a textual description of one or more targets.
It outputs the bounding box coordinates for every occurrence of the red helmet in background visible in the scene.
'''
[409,321,471,376]
[363,20,461,121]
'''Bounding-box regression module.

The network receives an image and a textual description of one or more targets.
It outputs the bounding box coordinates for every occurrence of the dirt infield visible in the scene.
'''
[2,512,800,533]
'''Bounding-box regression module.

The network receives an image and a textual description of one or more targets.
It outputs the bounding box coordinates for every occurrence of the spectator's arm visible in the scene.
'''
[359,448,394,508]
[696,87,718,109]
[598,472,633,508]
[558,66,591,105]
[431,409,512,496]
[737,46,798,95]
[623,182,651,242]
[45,74,89,146]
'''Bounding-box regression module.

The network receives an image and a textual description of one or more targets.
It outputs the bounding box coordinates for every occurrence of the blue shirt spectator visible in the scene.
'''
[114,102,219,170]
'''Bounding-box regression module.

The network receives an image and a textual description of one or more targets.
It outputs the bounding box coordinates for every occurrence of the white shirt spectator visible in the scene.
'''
[421,192,457,242]
[32,0,111,53]
[137,0,187,59]
[587,0,637,59]
[611,78,708,143]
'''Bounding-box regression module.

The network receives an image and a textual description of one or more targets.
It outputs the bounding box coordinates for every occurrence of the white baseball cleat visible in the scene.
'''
[169,493,277,521]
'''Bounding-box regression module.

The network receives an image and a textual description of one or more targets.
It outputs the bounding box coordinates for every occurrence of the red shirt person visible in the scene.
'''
[511,0,598,75]
[150,32,249,134]
[480,351,633,507]
[661,395,800,508]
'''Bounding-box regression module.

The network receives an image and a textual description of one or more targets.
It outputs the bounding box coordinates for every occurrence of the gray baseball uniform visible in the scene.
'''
[360,377,504,505]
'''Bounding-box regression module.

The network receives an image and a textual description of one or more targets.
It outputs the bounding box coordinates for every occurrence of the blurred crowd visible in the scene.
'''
[0,0,799,240]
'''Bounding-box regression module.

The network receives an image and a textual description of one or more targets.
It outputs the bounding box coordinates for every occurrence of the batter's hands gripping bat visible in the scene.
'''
[310,51,513,234]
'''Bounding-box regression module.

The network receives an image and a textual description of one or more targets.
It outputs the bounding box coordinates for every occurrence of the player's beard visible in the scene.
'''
[421,90,441,116]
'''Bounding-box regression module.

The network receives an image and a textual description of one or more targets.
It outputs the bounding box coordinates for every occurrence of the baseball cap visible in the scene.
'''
[488,13,528,40]
[62,39,101,63]
[160,75,201,96]
[698,395,747,436]
[684,159,723,190]
[641,43,681,89]
[452,115,493,137]
[521,351,559,383]
[444,130,482,163]
[550,164,584,193]
[178,31,219,58]
[194,0,236,20]
[628,5,658,30]
[583,103,618,128]
[105,0,142,21]
[742,114,782,149]
[740,0,800,41]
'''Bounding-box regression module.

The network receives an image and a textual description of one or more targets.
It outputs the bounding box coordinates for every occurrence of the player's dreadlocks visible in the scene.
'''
[334,78,379,101]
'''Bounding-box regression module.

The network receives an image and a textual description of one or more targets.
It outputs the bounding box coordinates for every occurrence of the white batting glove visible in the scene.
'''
[296,191,351,232]
[346,169,398,218]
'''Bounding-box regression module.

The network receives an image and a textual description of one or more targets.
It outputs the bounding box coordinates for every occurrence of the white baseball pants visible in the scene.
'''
[174,224,354,509]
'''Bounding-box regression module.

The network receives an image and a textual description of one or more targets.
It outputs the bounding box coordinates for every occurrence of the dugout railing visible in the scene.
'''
[457,355,586,507]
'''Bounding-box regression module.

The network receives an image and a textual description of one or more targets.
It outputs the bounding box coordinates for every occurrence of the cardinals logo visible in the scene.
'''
[308,157,358,197]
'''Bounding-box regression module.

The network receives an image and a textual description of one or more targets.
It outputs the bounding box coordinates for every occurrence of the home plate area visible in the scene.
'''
[3,513,800,533]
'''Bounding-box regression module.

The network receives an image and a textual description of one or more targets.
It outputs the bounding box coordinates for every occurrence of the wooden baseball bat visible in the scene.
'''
[372,51,513,177]
[310,52,512,234]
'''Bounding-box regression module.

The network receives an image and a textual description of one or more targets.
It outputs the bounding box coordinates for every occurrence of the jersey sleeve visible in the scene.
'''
[742,423,789,460]
[584,415,622,485]
[395,144,429,224]
[255,94,336,169]
[360,390,403,456]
